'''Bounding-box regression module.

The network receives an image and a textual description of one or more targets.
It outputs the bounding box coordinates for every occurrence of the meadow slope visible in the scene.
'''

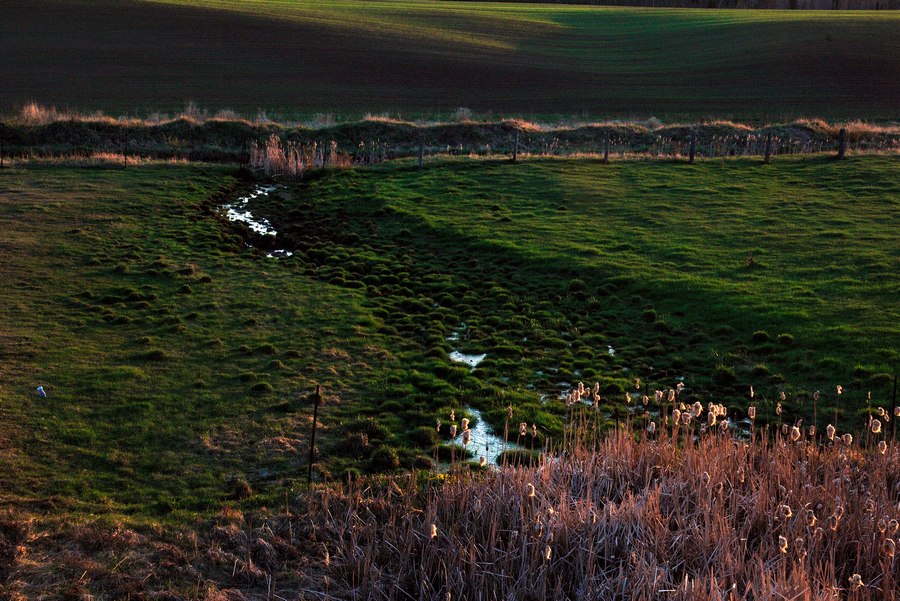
[0,156,897,522]
[2,0,900,120]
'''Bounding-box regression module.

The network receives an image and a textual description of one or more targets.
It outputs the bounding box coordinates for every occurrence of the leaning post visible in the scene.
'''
[307,384,321,486]
[892,374,897,442]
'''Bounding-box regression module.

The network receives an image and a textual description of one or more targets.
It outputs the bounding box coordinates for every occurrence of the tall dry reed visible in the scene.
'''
[308,413,900,600]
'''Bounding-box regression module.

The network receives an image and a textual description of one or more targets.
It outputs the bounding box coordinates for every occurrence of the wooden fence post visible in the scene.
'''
[307,384,321,485]
[688,130,696,164]
[418,132,425,169]
[763,131,773,165]
[837,127,847,159]
[603,131,610,164]
[512,128,519,163]
[892,374,897,442]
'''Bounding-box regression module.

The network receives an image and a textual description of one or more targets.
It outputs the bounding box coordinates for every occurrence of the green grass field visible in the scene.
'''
[1,155,897,520]
[3,0,899,120]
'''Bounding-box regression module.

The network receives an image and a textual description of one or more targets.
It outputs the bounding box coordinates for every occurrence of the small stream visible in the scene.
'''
[222,185,293,258]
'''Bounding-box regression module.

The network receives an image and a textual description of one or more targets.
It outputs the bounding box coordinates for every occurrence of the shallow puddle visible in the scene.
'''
[450,407,528,466]
[449,350,487,369]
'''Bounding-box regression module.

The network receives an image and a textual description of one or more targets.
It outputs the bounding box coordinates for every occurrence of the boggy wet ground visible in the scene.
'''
[221,156,899,472]
[220,174,727,460]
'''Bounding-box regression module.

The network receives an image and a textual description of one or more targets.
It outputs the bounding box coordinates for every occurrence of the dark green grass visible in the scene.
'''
[253,155,899,422]
[2,0,899,120]
[0,162,406,518]
[1,156,897,523]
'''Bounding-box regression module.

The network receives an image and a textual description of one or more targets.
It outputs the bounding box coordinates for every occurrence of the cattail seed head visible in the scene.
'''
[889,519,899,535]
[676,381,685,392]
[836,385,843,396]
[436,418,441,433]
[460,418,469,431]
[808,425,816,437]
[462,429,470,445]
[781,424,789,436]
[776,403,783,416]
[779,504,793,519]
[871,419,881,434]
[829,514,840,531]
[814,390,820,401]
[780,391,786,401]
[525,483,535,498]
[450,425,457,438]
[506,405,513,419]
[544,545,552,561]
[748,406,756,420]
[450,409,455,422]
[778,535,788,554]
[848,574,863,589]
[749,385,754,399]
[667,389,676,402]
[878,440,887,455]
[430,524,438,539]
[826,424,836,441]
[682,413,692,425]
[795,538,806,560]
[479,456,486,467]
[519,422,527,437]
[642,395,649,406]
[647,421,656,434]
[834,505,845,520]
[790,426,801,442]
[884,538,896,558]
[708,411,716,427]
[895,406,900,417]
[701,471,711,486]
[692,402,703,418]
[806,510,817,527]
[672,409,681,424]
[878,407,886,417]
[842,433,853,446]
[655,389,663,402]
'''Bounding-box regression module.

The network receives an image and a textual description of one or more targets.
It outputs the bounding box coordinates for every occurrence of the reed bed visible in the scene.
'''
[247,134,381,179]
[309,405,900,601]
